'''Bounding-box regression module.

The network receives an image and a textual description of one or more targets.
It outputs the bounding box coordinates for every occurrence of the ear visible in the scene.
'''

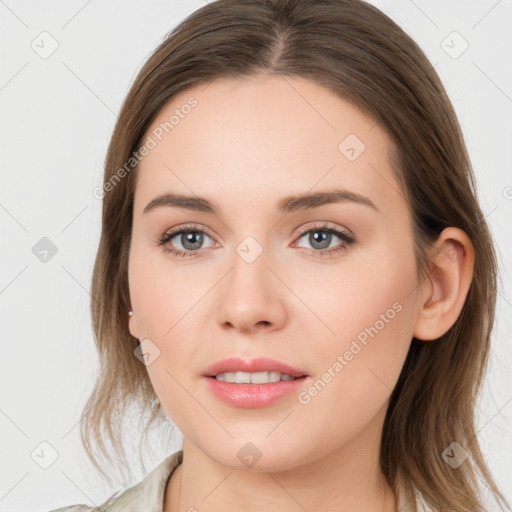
[413,227,475,341]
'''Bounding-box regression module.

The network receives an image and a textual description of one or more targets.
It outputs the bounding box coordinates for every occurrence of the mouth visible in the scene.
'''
[208,371,308,384]
[201,357,309,408]
[202,356,309,380]
[204,373,309,408]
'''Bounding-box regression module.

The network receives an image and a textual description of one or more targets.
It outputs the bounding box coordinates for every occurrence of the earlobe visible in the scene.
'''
[413,227,474,341]
[128,309,140,339]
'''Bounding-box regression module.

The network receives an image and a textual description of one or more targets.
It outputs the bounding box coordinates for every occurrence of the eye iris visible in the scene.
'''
[310,230,331,250]
[182,231,203,250]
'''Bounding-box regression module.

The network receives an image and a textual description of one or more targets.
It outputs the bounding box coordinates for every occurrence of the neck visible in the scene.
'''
[164,406,396,512]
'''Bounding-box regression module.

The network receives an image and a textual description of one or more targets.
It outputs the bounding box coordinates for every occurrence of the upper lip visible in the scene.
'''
[202,357,308,378]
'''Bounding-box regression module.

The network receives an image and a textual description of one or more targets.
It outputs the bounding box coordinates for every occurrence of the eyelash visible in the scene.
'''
[156,222,356,259]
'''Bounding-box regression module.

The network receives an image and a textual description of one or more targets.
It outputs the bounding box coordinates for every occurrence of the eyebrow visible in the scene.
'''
[143,188,378,216]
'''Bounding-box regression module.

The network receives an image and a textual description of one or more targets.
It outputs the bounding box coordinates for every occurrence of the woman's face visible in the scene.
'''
[128,74,424,470]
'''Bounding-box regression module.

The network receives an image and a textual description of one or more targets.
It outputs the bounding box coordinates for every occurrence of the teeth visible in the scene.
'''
[214,371,298,383]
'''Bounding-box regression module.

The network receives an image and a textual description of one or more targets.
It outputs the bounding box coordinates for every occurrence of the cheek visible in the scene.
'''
[297,240,418,393]
[128,241,207,408]
[291,245,417,347]
[292,269,417,445]
[128,240,197,337]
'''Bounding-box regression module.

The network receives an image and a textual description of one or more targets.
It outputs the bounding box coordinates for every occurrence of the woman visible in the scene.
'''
[49,0,510,510]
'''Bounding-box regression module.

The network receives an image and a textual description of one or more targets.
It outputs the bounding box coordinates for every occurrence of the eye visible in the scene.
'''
[157,222,356,259]
[157,224,216,258]
[292,223,355,257]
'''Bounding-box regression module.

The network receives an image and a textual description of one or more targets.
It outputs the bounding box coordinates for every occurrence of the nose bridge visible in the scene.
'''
[215,232,286,331]
[227,234,272,304]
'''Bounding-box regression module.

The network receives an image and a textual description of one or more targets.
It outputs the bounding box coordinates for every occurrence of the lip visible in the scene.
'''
[204,376,309,408]
[201,357,308,378]
[201,357,310,409]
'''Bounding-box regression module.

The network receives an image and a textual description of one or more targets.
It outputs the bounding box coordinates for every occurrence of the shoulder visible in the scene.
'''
[46,449,183,512]
[46,487,136,512]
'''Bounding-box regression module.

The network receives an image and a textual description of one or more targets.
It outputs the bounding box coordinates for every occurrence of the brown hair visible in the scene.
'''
[82,0,509,510]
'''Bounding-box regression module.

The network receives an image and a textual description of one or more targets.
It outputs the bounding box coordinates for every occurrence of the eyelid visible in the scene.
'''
[294,221,353,239]
[160,221,352,243]
[158,221,355,256]
[162,223,217,241]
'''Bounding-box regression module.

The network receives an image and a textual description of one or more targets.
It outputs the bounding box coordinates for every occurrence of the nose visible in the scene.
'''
[215,248,287,334]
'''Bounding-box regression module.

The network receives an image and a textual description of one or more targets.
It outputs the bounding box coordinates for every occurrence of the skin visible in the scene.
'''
[127,74,474,512]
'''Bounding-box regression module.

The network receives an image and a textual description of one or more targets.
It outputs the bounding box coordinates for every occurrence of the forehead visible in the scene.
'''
[134,74,400,215]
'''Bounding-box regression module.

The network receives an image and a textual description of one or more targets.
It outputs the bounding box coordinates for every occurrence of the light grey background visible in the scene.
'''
[1,0,511,510]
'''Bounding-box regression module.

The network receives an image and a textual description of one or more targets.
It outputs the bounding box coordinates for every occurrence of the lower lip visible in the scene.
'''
[204,376,309,408]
